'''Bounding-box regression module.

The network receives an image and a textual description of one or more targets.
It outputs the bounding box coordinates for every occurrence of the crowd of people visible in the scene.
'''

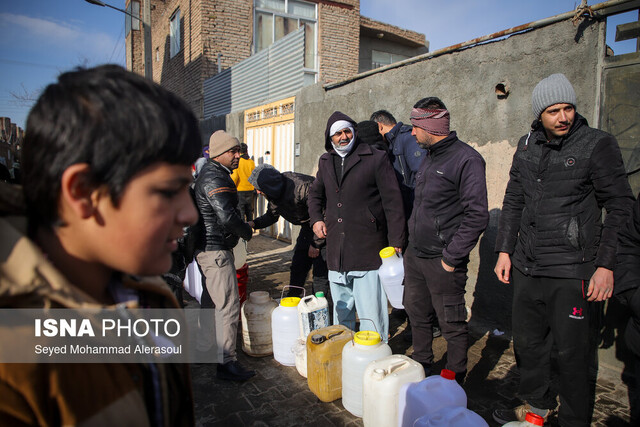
[0,64,638,426]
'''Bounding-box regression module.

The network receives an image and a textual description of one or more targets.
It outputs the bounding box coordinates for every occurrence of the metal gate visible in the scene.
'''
[597,4,640,374]
[244,97,296,242]
[600,52,640,195]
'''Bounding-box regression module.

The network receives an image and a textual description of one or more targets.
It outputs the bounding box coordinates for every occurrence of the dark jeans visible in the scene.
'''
[403,247,469,376]
[512,267,595,427]
[287,227,330,306]
[237,190,255,222]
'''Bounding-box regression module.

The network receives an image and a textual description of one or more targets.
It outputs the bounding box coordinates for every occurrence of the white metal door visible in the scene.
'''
[244,97,295,242]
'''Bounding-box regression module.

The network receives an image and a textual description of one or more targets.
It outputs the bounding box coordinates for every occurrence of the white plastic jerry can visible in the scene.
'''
[362,355,425,427]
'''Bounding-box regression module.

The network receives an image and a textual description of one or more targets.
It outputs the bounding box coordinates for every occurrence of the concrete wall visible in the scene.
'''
[295,18,606,339]
[225,110,245,144]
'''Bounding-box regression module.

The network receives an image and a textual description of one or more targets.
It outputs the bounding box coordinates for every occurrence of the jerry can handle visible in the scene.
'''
[386,360,407,374]
[280,285,305,300]
[327,330,344,340]
[358,318,379,335]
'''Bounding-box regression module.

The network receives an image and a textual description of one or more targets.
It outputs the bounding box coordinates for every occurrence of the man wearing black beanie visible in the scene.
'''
[247,164,330,305]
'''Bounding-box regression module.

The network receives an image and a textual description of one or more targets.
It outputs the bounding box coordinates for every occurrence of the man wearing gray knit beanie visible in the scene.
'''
[493,73,634,426]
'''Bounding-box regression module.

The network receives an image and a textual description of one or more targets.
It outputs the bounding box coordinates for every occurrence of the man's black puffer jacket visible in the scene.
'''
[194,160,252,251]
[495,114,634,279]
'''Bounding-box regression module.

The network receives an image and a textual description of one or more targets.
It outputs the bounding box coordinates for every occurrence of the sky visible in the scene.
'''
[0,0,637,129]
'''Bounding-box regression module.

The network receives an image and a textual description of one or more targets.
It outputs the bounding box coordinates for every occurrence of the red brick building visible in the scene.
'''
[125,0,427,119]
[0,117,23,180]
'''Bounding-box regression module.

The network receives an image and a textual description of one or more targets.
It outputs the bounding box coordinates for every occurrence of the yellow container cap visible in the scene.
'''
[354,331,381,345]
[280,297,301,307]
[379,247,396,259]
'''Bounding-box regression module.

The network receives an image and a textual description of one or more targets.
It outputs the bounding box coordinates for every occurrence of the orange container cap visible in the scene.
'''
[353,330,381,345]
[280,297,301,307]
[379,247,396,259]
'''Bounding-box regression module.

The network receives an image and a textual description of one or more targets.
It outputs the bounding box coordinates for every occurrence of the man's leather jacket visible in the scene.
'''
[194,160,252,251]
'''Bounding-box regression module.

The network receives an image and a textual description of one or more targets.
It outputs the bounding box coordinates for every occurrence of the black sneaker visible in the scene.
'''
[432,326,442,338]
[216,361,256,382]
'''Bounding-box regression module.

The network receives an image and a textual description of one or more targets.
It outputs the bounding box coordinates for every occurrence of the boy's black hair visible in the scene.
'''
[22,65,201,229]
[370,110,397,126]
[413,97,447,110]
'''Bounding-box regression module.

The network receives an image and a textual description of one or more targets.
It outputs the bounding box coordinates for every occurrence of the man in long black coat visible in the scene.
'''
[308,111,406,341]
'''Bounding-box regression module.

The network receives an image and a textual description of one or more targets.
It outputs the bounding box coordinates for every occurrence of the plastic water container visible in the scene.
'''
[362,355,425,427]
[298,292,330,338]
[413,406,489,427]
[398,369,466,427]
[233,238,247,269]
[241,291,278,357]
[271,296,301,366]
[378,247,404,309]
[503,412,545,426]
[307,325,354,402]
[293,338,307,378]
[341,331,392,417]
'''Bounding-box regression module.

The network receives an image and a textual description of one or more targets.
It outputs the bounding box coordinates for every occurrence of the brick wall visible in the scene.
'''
[201,0,253,77]
[317,0,360,83]
[126,1,380,114]
[127,0,255,119]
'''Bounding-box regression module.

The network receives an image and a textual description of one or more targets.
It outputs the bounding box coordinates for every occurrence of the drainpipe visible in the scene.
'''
[325,0,637,90]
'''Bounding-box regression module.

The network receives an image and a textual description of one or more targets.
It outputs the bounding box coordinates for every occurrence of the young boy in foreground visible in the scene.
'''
[0,65,200,425]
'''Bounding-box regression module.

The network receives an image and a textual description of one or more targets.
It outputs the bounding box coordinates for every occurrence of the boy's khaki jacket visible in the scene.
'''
[0,183,194,426]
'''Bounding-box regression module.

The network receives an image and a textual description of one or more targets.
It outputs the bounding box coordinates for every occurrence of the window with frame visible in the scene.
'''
[371,50,409,70]
[170,9,181,58]
[125,1,140,37]
[254,0,317,70]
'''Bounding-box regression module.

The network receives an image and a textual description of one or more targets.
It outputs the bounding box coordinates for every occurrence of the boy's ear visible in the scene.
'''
[60,164,97,219]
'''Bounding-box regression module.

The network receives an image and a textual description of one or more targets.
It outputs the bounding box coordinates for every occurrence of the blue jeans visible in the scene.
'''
[329,270,389,341]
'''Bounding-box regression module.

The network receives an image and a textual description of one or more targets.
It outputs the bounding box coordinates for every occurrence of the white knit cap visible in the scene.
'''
[531,73,576,118]
[329,120,354,137]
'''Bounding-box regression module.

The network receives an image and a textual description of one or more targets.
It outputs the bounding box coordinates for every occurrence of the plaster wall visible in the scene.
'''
[295,18,605,338]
